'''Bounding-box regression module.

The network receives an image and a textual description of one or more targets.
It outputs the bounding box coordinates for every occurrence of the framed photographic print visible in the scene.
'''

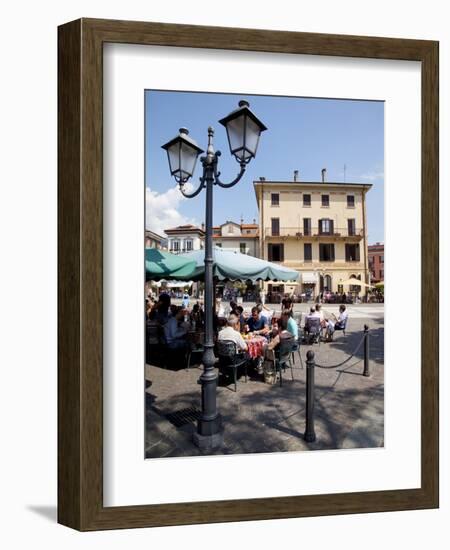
[58,18,438,530]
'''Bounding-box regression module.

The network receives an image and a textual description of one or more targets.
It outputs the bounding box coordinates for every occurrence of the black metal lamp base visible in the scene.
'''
[193,428,224,450]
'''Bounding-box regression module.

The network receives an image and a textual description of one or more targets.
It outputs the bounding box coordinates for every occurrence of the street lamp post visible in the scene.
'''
[161,100,267,450]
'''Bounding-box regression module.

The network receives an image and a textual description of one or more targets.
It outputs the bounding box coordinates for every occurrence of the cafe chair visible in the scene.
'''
[186,332,204,370]
[216,340,248,392]
[332,317,348,339]
[274,337,295,386]
[291,332,303,368]
[303,317,321,345]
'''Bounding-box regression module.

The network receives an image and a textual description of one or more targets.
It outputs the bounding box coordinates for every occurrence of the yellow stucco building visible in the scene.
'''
[254,177,372,299]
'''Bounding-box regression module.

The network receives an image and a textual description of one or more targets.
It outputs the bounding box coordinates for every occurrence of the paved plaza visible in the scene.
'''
[145,303,384,458]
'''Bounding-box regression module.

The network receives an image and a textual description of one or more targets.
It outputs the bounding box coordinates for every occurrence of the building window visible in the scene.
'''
[347,195,355,207]
[271,193,279,206]
[345,244,360,261]
[228,225,234,233]
[380,255,384,263]
[324,274,332,291]
[348,218,356,236]
[185,239,193,251]
[319,218,334,235]
[271,218,280,236]
[321,194,329,207]
[268,243,284,262]
[171,240,180,252]
[303,194,311,207]
[215,243,222,248]
[303,218,311,236]
[380,269,384,279]
[319,243,335,262]
[239,243,247,254]
[304,243,312,261]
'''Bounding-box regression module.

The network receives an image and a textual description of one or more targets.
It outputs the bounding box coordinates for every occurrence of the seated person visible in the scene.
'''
[256,302,273,324]
[233,305,246,333]
[246,306,270,336]
[163,306,188,350]
[304,307,320,334]
[315,303,325,322]
[325,305,348,340]
[190,302,204,328]
[263,315,295,368]
[218,314,248,352]
[282,308,298,340]
[334,304,348,329]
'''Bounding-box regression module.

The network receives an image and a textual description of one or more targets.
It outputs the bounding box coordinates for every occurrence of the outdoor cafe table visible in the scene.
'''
[244,335,267,359]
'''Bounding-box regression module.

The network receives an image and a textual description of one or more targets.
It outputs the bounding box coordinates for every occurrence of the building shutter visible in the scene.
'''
[318,219,323,234]
[268,243,273,261]
[330,219,334,235]
[280,244,284,262]
[304,243,312,261]
[330,244,335,261]
[355,244,360,261]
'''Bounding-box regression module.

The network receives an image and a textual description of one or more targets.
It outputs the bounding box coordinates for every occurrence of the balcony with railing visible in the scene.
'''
[265,226,364,239]
[169,246,202,254]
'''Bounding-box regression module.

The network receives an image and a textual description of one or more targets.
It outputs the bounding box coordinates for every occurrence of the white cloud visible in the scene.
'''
[145,184,199,237]
[360,171,384,182]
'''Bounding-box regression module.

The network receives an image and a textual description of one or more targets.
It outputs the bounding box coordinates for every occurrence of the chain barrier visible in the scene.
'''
[313,332,367,369]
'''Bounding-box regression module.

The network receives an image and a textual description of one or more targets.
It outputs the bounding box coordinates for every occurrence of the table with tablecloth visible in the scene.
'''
[244,335,267,358]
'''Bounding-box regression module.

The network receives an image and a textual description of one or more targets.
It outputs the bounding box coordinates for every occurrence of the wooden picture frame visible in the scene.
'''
[58,18,439,531]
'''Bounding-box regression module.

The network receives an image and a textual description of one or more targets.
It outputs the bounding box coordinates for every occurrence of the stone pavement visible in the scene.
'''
[145,305,384,458]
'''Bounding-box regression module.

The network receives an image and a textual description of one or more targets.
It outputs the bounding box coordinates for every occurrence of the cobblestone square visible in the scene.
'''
[145,303,384,458]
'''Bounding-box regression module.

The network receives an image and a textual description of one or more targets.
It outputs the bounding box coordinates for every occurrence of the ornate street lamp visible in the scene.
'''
[162,100,267,450]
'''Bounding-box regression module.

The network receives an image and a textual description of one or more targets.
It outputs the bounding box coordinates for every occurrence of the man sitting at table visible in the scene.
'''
[256,302,273,324]
[246,306,270,336]
[163,306,189,351]
[218,314,248,352]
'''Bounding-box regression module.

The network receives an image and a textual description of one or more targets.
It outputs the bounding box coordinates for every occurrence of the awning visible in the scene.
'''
[145,249,197,281]
[302,272,318,284]
[178,247,299,282]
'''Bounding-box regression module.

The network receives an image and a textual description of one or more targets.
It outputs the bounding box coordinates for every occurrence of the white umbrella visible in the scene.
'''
[341,277,373,288]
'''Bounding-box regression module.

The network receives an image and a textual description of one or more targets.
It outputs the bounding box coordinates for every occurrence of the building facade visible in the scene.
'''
[254,178,372,298]
[368,242,384,283]
[164,224,205,254]
[145,229,165,249]
[212,220,259,256]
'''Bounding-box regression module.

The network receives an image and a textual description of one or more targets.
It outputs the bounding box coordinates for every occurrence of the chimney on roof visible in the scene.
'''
[259,176,266,181]
[201,223,205,231]
[253,218,256,224]
[293,170,299,182]
[321,168,327,183]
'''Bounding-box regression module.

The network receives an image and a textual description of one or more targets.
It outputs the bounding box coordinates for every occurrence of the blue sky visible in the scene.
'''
[145,90,384,244]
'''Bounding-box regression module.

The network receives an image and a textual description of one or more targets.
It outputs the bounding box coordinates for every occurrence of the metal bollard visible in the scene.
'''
[363,324,370,377]
[304,350,316,443]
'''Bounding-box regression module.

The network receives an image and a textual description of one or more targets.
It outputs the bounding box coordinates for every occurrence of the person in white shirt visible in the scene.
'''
[334,305,348,328]
[257,302,273,325]
[325,304,348,340]
[259,288,266,305]
[218,314,248,352]
[315,303,325,321]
